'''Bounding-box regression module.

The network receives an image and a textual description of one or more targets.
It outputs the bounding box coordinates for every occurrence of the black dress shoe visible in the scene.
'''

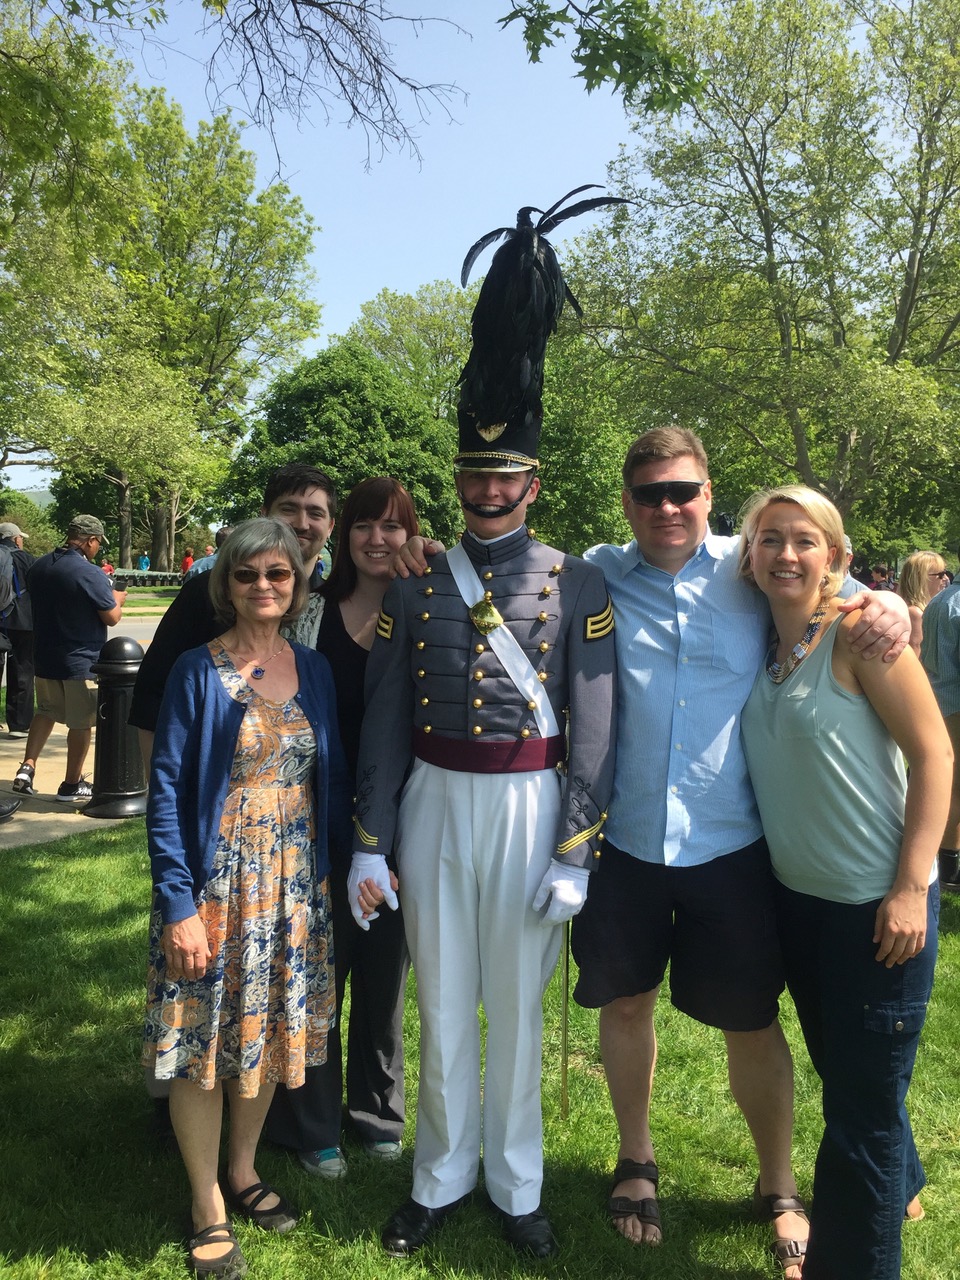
[500,1207,558,1258]
[0,796,21,821]
[381,1196,466,1257]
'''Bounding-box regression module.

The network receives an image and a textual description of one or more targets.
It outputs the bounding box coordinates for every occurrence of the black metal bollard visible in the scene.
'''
[84,636,147,818]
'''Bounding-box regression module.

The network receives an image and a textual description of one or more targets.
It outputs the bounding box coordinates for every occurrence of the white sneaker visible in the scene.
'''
[364,1140,403,1160]
[298,1146,347,1178]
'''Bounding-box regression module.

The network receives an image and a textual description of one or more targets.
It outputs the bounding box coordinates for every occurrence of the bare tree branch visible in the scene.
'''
[201,1,467,164]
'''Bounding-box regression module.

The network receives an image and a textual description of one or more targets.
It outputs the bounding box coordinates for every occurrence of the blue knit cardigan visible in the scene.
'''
[147,641,352,924]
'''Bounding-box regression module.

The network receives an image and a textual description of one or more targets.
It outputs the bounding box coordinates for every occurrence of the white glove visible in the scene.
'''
[347,853,398,931]
[532,860,590,926]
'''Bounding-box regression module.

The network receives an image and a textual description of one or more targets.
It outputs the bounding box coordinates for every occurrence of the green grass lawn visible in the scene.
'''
[1,823,958,1279]
[121,587,180,616]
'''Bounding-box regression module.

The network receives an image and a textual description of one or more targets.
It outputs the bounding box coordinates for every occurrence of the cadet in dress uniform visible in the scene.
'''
[347,198,618,1261]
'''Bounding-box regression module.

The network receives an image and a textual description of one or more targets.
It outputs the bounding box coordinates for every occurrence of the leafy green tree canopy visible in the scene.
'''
[0,489,60,553]
[226,338,463,545]
[567,0,960,536]
[345,280,476,422]
[502,0,701,111]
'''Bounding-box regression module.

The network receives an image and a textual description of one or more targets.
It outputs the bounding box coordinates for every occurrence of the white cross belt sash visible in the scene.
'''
[446,543,560,740]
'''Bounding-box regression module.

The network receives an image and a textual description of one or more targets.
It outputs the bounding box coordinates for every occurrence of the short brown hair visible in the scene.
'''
[262,464,338,518]
[622,428,709,487]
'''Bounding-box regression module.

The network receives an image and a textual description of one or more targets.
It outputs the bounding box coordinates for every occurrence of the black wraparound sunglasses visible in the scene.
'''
[232,567,293,584]
[628,480,707,508]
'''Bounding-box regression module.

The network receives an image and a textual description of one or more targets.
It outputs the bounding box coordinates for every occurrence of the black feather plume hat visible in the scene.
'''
[454,185,627,472]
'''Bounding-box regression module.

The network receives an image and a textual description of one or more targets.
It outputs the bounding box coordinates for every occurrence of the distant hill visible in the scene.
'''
[21,489,54,509]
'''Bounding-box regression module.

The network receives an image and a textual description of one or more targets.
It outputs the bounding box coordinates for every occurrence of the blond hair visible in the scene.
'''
[738,485,846,598]
[898,550,946,611]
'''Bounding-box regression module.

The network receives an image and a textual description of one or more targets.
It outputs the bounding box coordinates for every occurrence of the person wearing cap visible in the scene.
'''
[11,515,126,803]
[350,209,617,1260]
[0,521,36,739]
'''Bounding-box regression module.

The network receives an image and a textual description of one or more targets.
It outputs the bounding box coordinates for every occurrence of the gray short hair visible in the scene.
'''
[208,517,309,626]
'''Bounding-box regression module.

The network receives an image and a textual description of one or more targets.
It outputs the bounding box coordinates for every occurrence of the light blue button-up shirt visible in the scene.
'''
[585,534,768,866]
[921,580,960,717]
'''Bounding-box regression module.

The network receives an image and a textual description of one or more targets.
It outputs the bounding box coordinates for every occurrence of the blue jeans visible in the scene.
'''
[774,881,939,1280]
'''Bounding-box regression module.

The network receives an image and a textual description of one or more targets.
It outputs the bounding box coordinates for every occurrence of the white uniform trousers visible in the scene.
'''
[396,759,562,1215]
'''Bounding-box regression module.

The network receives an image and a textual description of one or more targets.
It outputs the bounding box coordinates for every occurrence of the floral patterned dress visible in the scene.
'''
[143,641,335,1097]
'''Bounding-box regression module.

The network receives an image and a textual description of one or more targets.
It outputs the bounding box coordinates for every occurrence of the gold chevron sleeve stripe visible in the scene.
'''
[376,609,394,641]
[584,597,614,641]
[353,817,378,848]
[556,816,604,856]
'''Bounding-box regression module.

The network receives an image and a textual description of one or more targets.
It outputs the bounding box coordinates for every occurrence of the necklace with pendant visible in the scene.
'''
[766,599,828,685]
[228,638,286,679]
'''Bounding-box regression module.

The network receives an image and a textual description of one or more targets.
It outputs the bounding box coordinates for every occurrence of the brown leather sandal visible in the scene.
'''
[752,1180,808,1274]
[608,1158,662,1241]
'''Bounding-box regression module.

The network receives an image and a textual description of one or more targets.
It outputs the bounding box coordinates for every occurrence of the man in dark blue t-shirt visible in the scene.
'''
[12,514,126,802]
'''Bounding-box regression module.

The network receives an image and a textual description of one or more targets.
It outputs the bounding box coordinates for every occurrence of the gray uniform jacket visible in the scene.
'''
[353,525,617,869]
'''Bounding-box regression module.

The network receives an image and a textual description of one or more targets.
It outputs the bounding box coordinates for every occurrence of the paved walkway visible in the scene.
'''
[0,725,144,850]
[0,621,160,850]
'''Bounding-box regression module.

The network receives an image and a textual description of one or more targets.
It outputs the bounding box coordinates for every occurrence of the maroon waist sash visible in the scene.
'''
[413,728,565,774]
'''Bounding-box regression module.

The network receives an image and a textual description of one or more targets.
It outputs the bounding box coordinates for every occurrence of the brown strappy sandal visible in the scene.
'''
[608,1158,662,1242]
[753,1180,808,1275]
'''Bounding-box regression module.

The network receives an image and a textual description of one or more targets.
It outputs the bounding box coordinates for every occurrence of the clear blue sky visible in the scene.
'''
[130,0,636,339]
[14,0,638,490]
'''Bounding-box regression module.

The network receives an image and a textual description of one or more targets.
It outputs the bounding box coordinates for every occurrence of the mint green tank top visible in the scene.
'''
[741,618,907,904]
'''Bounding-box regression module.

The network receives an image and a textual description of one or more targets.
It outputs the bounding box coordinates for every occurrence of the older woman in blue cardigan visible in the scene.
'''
[143,519,351,1280]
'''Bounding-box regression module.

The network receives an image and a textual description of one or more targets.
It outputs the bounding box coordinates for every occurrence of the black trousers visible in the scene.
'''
[263,853,409,1152]
[0,629,34,732]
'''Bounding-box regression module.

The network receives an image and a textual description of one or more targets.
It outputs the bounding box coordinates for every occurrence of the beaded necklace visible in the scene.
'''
[765,599,828,685]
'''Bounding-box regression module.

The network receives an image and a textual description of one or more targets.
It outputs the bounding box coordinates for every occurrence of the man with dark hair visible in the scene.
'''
[12,515,126,802]
[130,464,337,738]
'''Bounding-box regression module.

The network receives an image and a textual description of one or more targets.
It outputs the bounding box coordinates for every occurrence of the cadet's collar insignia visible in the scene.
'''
[469,599,504,636]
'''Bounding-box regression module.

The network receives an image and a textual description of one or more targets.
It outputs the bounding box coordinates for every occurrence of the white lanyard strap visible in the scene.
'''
[446,543,560,739]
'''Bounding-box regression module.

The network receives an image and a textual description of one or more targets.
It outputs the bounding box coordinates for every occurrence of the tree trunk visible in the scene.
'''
[150,501,169,571]
[167,493,179,568]
[116,470,132,568]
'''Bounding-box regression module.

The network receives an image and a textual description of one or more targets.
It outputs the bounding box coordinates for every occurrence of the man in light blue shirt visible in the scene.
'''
[182,527,233,581]
[919,580,960,889]
[571,427,908,1271]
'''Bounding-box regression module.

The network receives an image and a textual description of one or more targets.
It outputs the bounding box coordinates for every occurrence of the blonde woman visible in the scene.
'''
[738,487,951,1280]
[897,551,949,653]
